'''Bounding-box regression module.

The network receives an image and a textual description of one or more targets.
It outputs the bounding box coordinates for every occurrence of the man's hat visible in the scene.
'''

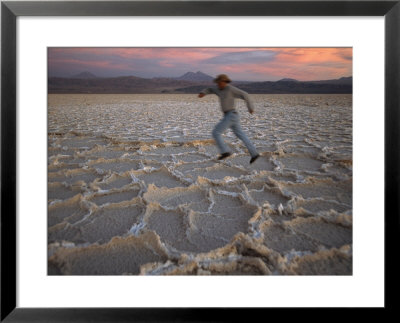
[214,74,232,83]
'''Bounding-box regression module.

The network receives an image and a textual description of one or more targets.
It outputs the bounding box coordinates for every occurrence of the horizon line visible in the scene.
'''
[48,71,353,83]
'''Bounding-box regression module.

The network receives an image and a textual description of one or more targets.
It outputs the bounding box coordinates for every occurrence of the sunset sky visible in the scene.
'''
[48,47,352,81]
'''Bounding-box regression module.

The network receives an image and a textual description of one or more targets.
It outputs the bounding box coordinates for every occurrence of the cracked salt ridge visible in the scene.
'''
[48,93,352,275]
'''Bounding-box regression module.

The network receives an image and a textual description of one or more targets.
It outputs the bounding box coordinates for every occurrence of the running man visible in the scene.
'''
[198,74,260,164]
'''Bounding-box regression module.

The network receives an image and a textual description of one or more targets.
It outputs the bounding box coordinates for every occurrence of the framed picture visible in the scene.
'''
[1,0,398,320]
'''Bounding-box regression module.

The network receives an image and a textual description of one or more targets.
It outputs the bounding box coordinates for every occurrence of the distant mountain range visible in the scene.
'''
[278,78,299,82]
[71,71,99,79]
[175,71,214,82]
[48,71,352,94]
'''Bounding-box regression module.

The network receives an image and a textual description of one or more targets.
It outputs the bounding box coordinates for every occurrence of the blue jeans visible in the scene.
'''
[212,110,258,157]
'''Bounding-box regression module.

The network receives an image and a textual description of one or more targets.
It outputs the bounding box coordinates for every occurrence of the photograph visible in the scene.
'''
[2,0,397,319]
[47,47,353,276]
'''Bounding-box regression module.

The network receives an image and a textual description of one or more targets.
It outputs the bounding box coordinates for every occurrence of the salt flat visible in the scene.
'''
[48,93,352,275]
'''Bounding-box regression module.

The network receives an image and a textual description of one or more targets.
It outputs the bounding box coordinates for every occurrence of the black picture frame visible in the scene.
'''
[1,0,398,321]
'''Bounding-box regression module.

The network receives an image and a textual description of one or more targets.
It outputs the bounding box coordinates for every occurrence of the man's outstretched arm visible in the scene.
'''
[230,86,255,114]
[198,87,215,98]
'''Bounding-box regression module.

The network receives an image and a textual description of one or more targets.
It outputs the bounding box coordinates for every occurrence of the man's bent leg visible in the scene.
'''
[212,114,232,154]
[231,115,258,157]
